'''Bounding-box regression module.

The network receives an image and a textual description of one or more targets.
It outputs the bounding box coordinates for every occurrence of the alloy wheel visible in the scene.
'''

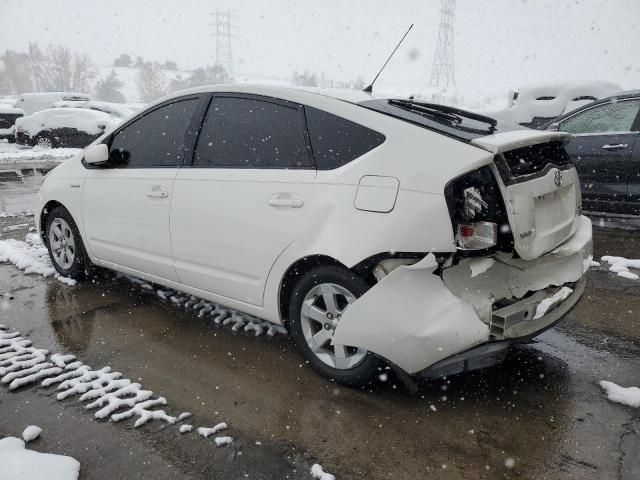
[49,218,76,270]
[300,283,367,370]
[36,136,53,149]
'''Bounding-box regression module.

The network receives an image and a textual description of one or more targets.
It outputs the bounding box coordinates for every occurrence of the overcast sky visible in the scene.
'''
[2,0,638,100]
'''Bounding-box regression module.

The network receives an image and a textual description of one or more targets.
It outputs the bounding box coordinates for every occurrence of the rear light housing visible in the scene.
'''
[456,221,498,250]
[444,166,513,253]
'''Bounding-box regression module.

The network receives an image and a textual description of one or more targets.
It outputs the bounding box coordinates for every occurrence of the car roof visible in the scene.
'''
[150,83,394,109]
[540,89,640,128]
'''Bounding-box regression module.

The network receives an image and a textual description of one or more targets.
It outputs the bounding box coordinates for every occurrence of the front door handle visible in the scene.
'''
[145,187,169,198]
[602,143,629,150]
[268,193,304,208]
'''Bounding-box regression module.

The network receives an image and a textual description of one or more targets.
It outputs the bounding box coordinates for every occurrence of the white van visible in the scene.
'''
[15,92,90,115]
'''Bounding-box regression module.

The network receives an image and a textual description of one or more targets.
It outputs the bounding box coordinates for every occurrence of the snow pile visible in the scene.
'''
[533,286,573,319]
[599,381,640,408]
[0,143,80,163]
[601,256,640,281]
[0,233,76,285]
[214,436,233,447]
[15,108,119,138]
[22,425,42,442]
[0,437,80,480]
[197,423,228,438]
[311,464,336,480]
[179,425,193,434]
[489,80,622,125]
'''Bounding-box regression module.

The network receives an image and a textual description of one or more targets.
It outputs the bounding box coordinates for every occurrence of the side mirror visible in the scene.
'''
[84,144,109,165]
[548,122,560,132]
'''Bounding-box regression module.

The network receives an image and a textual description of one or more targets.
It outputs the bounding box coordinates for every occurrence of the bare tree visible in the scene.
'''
[71,53,95,92]
[48,44,72,91]
[2,50,33,93]
[138,62,167,102]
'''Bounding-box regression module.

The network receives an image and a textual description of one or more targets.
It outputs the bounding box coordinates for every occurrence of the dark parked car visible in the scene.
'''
[542,90,640,216]
[0,105,24,143]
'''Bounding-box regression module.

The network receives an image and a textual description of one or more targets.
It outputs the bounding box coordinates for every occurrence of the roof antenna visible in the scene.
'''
[363,24,414,93]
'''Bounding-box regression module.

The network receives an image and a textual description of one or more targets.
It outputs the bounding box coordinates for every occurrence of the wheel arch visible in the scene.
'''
[277,251,426,325]
[278,255,350,326]
[39,200,65,244]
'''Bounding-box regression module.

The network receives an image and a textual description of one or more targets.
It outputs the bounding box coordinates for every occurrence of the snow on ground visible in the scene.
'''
[601,256,640,280]
[311,463,336,480]
[0,233,76,285]
[22,425,42,442]
[0,324,231,439]
[0,142,80,163]
[179,425,193,434]
[214,436,233,447]
[197,423,228,438]
[0,436,80,480]
[599,381,640,408]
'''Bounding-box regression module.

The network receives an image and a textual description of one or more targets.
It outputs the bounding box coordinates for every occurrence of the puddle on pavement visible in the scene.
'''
[0,268,636,480]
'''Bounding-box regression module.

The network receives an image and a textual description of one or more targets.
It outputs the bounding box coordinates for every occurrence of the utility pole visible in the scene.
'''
[429,0,456,88]
[212,9,235,79]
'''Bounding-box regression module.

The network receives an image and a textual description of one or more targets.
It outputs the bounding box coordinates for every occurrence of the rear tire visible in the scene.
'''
[288,265,381,387]
[34,134,56,149]
[45,206,90,280]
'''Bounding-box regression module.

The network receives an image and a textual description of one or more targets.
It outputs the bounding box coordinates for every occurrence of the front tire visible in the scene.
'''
[45,206,89,280]
[288,265,381,387]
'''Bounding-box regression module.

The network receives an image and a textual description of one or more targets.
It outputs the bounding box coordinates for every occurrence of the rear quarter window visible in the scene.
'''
[304,106,385,170]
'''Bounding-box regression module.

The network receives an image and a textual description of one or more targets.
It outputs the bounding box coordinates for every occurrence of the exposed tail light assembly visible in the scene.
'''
[444,166,512,254]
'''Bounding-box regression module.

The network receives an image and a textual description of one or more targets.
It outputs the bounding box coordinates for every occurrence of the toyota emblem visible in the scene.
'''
[554,170,563,187]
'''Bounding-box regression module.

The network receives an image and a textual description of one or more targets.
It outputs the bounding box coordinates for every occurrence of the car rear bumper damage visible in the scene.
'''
[332,215,592,376]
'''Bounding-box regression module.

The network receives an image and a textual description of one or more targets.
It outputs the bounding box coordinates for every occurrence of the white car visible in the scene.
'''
[15,108,120,148]
[36,84,592,386]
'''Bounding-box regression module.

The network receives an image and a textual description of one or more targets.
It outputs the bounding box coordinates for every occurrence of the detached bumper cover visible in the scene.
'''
[332,215,592,375]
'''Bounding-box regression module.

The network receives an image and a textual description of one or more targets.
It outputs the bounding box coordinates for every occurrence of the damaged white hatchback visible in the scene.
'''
[36,85,592,386]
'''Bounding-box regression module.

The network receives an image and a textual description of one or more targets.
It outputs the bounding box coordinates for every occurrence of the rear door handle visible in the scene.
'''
[145,187,169,198]
[268,193,304,208]
[602,143,628,150]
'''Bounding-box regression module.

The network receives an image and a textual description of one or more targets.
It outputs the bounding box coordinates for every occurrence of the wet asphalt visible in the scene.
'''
[0,175,639,480]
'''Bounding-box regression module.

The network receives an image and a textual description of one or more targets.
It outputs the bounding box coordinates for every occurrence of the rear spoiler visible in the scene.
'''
[471,130,571,155]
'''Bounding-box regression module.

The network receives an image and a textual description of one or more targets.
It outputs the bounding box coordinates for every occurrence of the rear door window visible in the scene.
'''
[193,96,312,169]
[305,106,385,170]
[109,98,199,168]
[560,99,640,134]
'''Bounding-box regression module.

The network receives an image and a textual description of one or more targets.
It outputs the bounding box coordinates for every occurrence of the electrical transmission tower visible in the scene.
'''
[429,0,456,88]
[212,9,235,78]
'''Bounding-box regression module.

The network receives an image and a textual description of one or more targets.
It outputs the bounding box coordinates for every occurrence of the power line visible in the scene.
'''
[211,9,236,78]
[429,0,456,88]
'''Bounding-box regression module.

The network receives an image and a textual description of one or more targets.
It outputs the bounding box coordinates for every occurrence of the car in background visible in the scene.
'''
[52,100,141,120]
[15,107,119,148]
[542,90,640,217]
[36,84,592,386]
[0,104,24,143]
[15,92,90,115]
[491,81,622,128]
